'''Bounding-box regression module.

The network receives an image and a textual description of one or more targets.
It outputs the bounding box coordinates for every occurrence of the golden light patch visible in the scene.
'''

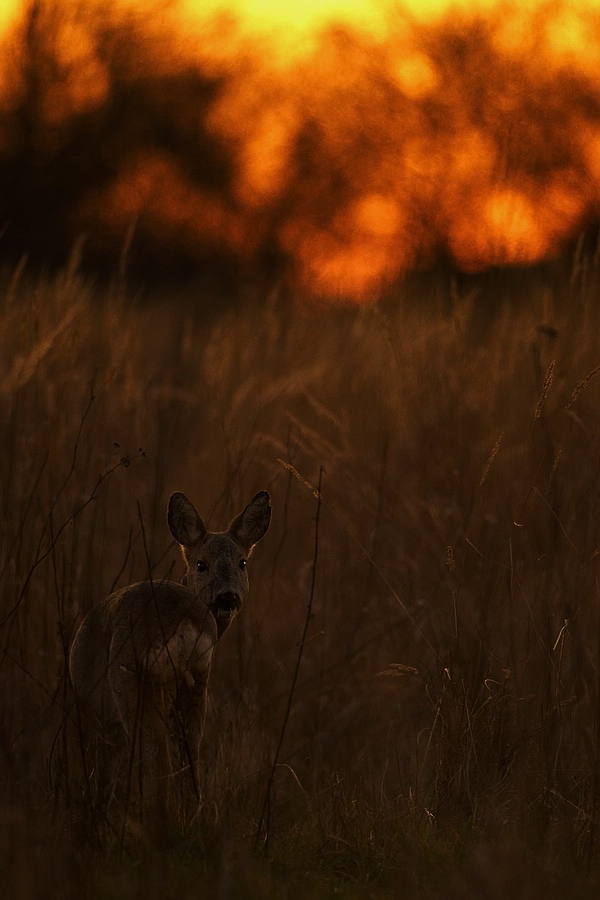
[6,0,600,297]
[391,53,439,99]
[484,190,547,263]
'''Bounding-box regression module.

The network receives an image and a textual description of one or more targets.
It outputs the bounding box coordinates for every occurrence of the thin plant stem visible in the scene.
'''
[255,466,324,854]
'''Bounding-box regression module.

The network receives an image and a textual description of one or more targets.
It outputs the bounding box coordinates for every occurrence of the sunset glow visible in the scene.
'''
[4,0,600,296]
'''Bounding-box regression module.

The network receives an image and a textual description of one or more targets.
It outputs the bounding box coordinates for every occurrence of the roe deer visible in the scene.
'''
[69,490,271,824]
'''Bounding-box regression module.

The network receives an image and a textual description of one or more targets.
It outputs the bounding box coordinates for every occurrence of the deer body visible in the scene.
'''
[69,490,271,820]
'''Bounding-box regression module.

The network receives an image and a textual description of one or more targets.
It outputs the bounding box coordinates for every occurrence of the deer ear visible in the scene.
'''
[228,491,271,553]
[168,492,207,548]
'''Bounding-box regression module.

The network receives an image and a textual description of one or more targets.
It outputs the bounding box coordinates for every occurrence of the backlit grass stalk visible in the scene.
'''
[255,466,323,855]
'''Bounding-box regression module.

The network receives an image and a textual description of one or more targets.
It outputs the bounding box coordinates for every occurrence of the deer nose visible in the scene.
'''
[215,591,240,616]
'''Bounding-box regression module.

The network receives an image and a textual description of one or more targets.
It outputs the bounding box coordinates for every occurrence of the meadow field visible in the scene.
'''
[3,248,600,897]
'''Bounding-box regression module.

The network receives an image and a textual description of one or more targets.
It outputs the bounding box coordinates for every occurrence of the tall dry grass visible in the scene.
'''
[2,251,600,896]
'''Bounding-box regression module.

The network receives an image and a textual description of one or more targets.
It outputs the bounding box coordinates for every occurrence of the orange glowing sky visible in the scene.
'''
[3,0,600,296]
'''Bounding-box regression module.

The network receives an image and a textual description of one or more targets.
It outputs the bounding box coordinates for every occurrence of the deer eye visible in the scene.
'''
[196,560,208,573]
[239,559,246,570]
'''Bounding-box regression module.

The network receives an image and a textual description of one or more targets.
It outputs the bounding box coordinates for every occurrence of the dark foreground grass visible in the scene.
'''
[3,250,600,896]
